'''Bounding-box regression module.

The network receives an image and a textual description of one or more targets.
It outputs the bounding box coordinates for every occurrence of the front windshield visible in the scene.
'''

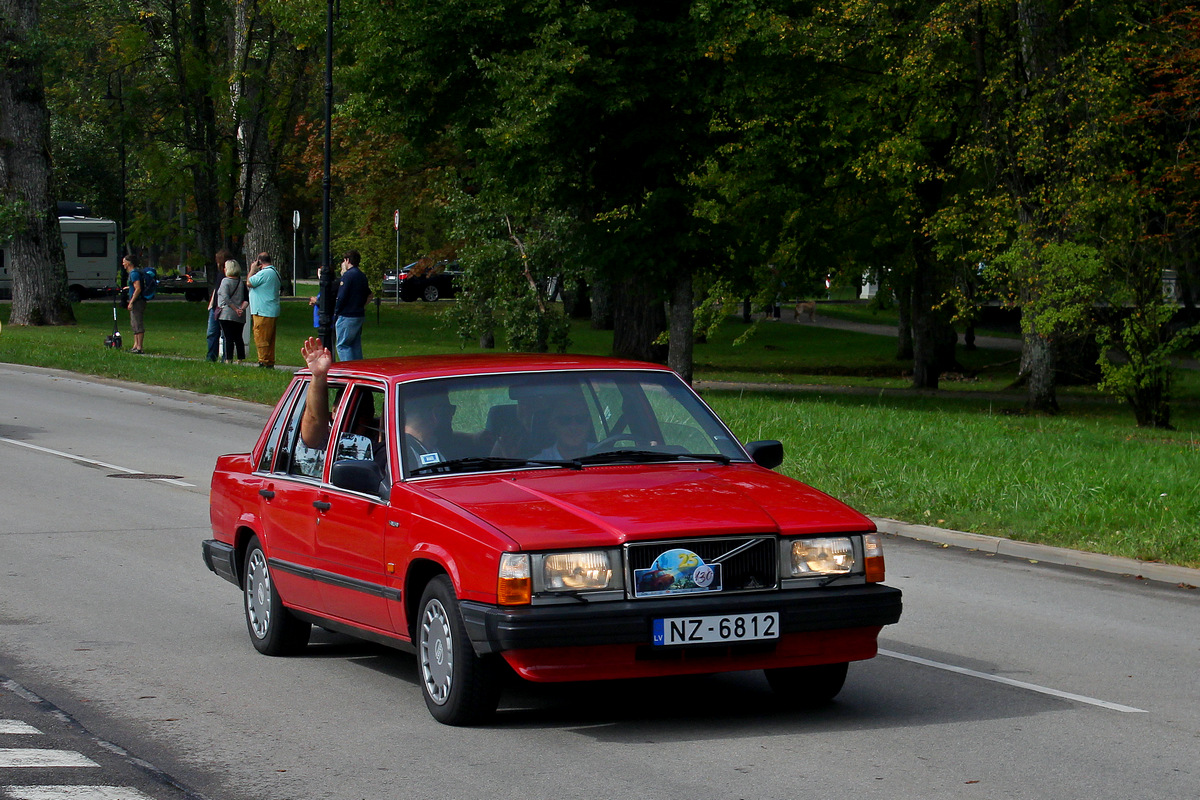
[399,370,746,478]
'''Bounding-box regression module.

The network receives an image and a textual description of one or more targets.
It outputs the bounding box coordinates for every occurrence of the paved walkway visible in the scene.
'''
[788,307,1200,369]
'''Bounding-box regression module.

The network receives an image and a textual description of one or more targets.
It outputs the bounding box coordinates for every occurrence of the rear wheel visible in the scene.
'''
[417,576,502,725]
[243,535,310,656]
[764,662,849,708]
[421,283,441,302]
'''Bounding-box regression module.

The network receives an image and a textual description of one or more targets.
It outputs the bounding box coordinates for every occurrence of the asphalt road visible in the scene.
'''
[1,363,1197,800]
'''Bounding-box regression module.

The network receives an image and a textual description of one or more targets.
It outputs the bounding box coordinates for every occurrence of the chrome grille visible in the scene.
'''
[626,536,778,598]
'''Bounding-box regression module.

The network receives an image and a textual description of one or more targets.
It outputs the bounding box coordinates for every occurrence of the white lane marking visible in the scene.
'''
[879,649,1148,713]
[3,788,155,800]
[0,721,40,735]
[0,438,194,487]
[0,749,99,768]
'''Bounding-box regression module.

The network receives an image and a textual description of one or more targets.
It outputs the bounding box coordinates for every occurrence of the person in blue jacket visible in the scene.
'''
[333,250,370,361]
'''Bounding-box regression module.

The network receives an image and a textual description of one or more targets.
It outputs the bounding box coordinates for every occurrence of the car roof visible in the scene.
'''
[299,353,677,384]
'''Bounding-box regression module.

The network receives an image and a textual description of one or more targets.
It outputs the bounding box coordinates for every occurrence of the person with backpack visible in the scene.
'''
[247,251,281,369]
[123,254,155,354]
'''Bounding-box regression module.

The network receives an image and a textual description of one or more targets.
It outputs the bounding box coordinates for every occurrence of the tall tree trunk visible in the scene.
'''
[1011,2,1061,413]
[612,278,667,363]
[668,272,693,383]
[0,0,74,325]
[168,0,222,283]
[589,276,614,330]
[232,2,287,286]
[895,283,913,360]
[1022,331,1059,413]
[910,261,940,389]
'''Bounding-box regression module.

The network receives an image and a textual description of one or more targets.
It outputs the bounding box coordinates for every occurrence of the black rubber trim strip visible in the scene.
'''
[269,557,402,602]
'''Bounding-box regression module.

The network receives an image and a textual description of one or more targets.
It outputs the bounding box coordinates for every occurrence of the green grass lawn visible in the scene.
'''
[4,297,1199,569]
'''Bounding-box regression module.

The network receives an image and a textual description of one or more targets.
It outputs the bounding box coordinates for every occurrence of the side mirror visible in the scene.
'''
[745,440,784,470]
[330,459,387,498]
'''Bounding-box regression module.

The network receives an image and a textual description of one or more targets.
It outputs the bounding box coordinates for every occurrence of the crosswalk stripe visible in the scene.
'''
[0,723,40,736]
[0,750,98,768]
[2,788,156,800]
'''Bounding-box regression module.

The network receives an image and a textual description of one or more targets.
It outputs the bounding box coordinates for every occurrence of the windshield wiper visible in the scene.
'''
[574,449,732,466]
[410,455,581,476]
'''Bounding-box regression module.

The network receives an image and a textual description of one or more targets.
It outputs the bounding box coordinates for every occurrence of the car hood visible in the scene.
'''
[419,464,874,550]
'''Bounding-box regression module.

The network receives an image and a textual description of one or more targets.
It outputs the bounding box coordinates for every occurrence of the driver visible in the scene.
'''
[533,399,594,460]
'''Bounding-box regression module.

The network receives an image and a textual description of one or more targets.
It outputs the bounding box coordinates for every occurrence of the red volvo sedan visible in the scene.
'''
[203,353,902,725]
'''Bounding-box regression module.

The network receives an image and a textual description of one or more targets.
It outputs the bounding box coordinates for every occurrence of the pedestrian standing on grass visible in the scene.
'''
[309,266,324,328]
[124,254,146,354]
[206,248,232,361]
[334,250,370,361]
[247,252,281,369]
[216,259,248,363]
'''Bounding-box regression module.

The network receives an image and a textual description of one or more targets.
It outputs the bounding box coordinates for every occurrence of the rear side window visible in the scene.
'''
[77,233,108,258]
[258,383,301,472]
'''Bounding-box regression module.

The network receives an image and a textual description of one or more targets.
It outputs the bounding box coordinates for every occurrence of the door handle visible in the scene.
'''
[259,489,276,499]
[313,500,332,511]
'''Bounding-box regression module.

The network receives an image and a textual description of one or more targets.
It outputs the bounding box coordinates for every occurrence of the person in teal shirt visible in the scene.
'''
[247,252,282,368]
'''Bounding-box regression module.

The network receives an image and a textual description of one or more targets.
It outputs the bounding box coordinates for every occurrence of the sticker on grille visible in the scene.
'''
[627,537,777,598]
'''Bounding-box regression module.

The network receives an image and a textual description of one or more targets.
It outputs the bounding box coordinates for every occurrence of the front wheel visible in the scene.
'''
[243,535,310,656]
[764,662,849,708]
[417,576,501,725]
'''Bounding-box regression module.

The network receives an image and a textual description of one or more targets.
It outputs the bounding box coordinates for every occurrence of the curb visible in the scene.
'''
[872,517,1200,588]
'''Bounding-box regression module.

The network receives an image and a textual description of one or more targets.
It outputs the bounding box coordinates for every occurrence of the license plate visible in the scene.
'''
[652,612,779,646]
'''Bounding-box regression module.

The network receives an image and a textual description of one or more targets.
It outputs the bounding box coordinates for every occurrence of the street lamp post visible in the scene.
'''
[105,74,127,264]
[317,0,337,354]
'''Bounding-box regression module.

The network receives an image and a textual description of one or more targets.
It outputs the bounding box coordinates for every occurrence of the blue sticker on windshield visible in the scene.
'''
[634,548,722,597]
[418,452,442,466]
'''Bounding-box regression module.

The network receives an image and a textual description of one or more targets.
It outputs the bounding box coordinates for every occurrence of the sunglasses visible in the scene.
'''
[552,412,589,425]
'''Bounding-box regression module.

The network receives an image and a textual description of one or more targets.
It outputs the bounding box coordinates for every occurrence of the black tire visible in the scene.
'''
[67,287,83,304]
[764,662,849,708]
[421,283,441,302]
[416,576,502,725]
[243,535,310,656]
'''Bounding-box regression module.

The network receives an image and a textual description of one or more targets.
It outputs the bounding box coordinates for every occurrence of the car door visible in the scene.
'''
[253,380,332,613]
[313,382,397,633]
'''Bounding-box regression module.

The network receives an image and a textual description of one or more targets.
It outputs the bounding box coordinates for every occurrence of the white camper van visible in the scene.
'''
[0,210,119,302]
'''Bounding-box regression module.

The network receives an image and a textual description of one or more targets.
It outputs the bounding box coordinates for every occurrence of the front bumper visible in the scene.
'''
[459,583,902,656]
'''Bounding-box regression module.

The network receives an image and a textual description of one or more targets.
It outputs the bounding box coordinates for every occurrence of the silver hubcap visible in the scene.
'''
[246,549,271,639]
[419,598,453,705]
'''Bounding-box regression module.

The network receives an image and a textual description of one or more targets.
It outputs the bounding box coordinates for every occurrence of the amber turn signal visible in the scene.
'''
[498,553,532,605]
[863,533,886,583]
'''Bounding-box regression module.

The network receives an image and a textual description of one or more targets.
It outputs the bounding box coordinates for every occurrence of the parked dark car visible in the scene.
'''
[382,259,462,302]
